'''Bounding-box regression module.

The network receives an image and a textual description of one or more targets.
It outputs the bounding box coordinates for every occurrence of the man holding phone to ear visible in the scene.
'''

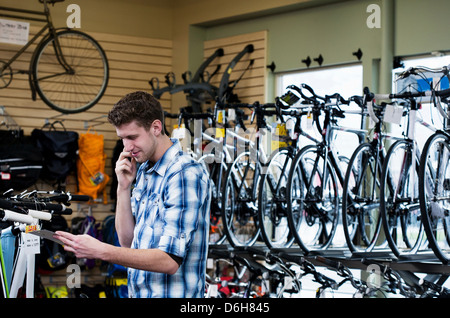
[55,91,211,298]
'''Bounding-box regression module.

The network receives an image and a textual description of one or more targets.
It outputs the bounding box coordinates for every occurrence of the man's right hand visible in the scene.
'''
[115,149,137,190]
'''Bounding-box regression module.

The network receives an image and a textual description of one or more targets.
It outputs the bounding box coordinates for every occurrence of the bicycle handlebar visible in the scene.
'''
[0,209,36,224]
[39,0,65,4]
[0,198,72,215]
[49,193,89,203]
[397,65,450,80]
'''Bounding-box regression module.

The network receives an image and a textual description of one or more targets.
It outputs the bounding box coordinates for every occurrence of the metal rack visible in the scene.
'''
[208,244,450,275]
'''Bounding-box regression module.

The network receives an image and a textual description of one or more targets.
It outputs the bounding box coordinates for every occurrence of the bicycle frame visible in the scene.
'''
[0,208,50,298]
[0,1,73,90]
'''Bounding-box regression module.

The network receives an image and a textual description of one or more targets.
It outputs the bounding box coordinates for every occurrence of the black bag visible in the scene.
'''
[0,130,43,192]
[36,215,71,273]
[32,121,79,184]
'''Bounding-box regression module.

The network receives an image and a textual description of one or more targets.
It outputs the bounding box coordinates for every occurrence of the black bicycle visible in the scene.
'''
[0,0,109,114]
[285,84,367,253]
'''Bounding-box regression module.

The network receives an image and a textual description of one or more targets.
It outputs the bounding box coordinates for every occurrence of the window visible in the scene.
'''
[275,63,363,159]
[393,54,450,149]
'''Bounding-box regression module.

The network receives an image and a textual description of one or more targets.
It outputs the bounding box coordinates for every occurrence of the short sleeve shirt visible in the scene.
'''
[128,139,211,298]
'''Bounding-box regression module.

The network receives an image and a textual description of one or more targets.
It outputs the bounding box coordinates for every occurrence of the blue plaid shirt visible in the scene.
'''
[128,139,211,298]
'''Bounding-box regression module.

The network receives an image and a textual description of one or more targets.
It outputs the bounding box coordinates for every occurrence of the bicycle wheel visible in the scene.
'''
[198,153,228,245]
[419,131,450,263]
[31,29,109,114]
[258,147,295,248]
[286,145,339,253]
[222,151,260,246]
[380,140,427,256]
[342,143,384,253]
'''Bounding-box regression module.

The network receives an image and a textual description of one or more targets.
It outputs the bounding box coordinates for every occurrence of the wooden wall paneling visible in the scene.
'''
[203,30,267,105]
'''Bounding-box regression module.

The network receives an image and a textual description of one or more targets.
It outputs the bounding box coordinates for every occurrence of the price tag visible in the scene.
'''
[172,124,186,140]
[217,110,225,124]
[21,232,40,255]
[208,284,218,298]
[384,104,403,124]
[228,108,236,121]
[271,122,289,151]
[25,224,41,233]
[307,111,313,129]
[215,128,225,138]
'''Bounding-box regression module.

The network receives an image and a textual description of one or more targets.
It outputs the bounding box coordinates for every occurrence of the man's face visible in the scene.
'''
[116,120,157,163]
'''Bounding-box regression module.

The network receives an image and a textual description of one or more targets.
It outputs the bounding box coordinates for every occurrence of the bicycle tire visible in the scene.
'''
[341,142,384,253]
[286,145,339,253]
[258,147,295,248]
[380,139,426,256]
[419,131,450,263]
[221,151,260,247]
[31,29,109,114]
[198,153,228,245]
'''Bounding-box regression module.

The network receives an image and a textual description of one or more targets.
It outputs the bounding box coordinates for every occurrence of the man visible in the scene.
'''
[55,91,211,298]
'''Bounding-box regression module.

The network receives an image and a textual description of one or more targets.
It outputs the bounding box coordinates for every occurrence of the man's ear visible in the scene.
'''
[152,119,163,136]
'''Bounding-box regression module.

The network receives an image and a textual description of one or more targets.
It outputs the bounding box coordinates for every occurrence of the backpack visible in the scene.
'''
[71,215,102,269]
[31,121,78,188]
[76,128,110,203]
[0,130,43,192]
[36,215,71,273]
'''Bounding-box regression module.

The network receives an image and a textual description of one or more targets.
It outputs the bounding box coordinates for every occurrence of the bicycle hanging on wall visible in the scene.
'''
[0,0,109,114]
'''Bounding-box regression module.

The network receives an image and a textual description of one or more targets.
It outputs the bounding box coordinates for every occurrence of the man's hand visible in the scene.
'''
[115,149,137,191]
[54,231,106,260]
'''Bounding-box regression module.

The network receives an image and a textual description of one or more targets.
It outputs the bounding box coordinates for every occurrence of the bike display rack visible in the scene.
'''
[208,244,450,276]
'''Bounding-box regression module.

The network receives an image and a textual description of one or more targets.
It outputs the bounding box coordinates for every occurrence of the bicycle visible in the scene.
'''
[360,259,418,298]
[220,101,280,247]
[256,107,300,249]
[368,65,450,261]
[412,66,450,264]
[206,247,278,298]
[341,86,413,254]
[274,250,341,298]
[0,190,89,298]
[0,0,109,114]
[284,84,367,254]
[378,95,437,257]
[257,94,329,249]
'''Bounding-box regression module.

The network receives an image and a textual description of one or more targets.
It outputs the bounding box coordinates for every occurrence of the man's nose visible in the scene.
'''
[122,139,133,152]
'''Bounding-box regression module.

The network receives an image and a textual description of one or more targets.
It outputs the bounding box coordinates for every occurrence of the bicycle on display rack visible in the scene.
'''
[0,0,109,114]
[206,247,296,298]
[411,66,450,264]
[364,65,450,262]
[282,84,367,254]
[256,104,304,249]
[0,190,89,298]
[374,86,442,257]
[340,87,412,254]
[257,93,340,249]
[220,101,280,247]
[378,97,434,257]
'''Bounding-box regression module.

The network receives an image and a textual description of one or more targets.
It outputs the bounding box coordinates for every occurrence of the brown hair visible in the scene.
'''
[107,91,165,133]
